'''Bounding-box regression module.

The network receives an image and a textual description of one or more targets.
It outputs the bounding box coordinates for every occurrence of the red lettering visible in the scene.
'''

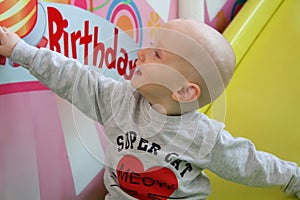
[63,31,69,57]
[117,48,128,76]
[124,58,137,80]
[47,7,137,79]
[70,31,81,59]
[80,21,92,64]
[47,7,68,53]
[105,28,118,69]
[93,26,105,68]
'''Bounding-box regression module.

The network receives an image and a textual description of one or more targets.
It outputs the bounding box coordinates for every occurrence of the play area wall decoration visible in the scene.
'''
[0,1,176,199]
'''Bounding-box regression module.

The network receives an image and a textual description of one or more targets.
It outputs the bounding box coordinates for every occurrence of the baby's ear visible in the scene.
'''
[172,83,201,102]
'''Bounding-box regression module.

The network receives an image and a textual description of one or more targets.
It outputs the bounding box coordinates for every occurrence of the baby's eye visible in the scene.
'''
[154,51,160,58]
[149,42,160,59]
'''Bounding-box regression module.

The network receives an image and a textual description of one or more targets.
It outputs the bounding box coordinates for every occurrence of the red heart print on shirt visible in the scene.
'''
[116,155,178,200]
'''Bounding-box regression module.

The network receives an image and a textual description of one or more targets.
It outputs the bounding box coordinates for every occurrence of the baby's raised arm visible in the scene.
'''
[0,26,121,124]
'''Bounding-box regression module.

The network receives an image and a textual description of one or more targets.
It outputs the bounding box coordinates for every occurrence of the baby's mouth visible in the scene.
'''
[135,68,142,75]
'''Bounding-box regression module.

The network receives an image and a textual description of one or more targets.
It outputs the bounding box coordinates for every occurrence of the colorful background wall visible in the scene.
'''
[0,1,177,199]
[1,0,299,199]
[178,0,246,32]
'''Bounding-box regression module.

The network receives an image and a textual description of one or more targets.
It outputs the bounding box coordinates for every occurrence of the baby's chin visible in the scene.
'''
[130,69,143,89]
[130,78,139,90]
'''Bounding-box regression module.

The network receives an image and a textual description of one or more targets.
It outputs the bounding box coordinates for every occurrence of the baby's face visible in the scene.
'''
[131,19,236,108]
[131,28,193,97]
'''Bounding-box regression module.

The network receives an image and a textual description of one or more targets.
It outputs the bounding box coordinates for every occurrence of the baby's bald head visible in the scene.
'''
[159,19,236,106]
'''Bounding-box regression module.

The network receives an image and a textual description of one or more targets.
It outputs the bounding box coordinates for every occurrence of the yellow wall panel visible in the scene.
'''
[207,0,300,199]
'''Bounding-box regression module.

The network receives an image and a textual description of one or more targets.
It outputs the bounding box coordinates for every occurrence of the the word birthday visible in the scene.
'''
[47,7,138,80]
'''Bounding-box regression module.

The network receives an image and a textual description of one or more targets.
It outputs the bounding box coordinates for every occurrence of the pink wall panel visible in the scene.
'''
[0,1,178,199]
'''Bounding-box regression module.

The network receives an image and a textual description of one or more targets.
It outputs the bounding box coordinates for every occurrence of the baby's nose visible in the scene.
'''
[137,49,145,62]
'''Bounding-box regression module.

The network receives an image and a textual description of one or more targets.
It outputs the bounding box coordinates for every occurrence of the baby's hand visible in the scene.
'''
[0,26,20,58]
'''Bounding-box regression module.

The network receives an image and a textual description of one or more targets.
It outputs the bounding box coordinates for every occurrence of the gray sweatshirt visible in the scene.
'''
[10,40,300,199]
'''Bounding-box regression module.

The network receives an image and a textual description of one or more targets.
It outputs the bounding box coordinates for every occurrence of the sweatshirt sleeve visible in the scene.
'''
[9,40,123,124]
[207,129,300,197]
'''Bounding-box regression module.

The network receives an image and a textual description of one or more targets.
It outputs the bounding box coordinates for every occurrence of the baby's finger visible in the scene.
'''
[1,26,8,32]
[0,27,4,45]
[0,27,2,45]
[0,26,5,38]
